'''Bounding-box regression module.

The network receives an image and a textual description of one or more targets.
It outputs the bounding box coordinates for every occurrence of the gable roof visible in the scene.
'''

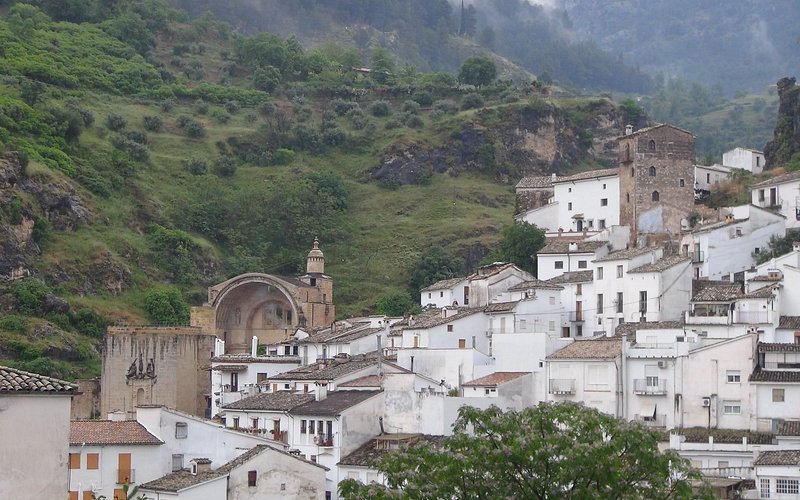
[614,321,684,336]
[70,420,163,446]
[462,372,529,387]
[618,123,694,140]
[402,308,483,330]
[269,355,377,381]
[779,316,800,330]
[507,279,564,291]
[691,284,742,302]
[751,170,800,189]
[210,354,301,364]
[299,324,383,345]
[754,450,800,466]
[538,240,607,255]
[547,337,622,360]
[628,255,690,273]
[594,247,654,262]
[483,300,520,313]
[516,176,554,189]
[420,277,468,292]
[545,270,594,284]
[551,168,618,184]
[0,365,77,394]
[289,390,382,416]
[777,421,800,437]
[338,375,381,388]
[338,434,445,467]
[749,367,800,383]
[222,392,315,411]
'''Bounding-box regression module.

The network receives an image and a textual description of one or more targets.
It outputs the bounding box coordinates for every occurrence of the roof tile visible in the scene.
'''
[754,450,800,466]
[222,392,314,411]
[462,372,529,387]
[290,390,382,416]
[547,337,622,359]
[0,365,77,394]
[70,420,162,446]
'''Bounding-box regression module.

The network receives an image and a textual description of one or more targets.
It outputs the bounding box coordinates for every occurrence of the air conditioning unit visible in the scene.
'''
[657,360,667,369]
[702,397,711,407]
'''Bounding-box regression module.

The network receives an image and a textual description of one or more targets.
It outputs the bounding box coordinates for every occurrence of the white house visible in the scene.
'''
[461,371,533,407]
[337,434,443,489]
[467,262,535,307]
[753,450,800,499]
[139,444,327,500]
[536,239,610,281]
[694,164,732,193]
[751,170,800,229]
[399,307,488,353]
[750,343,800,433]
[266,354,378,395]
[746,242,800,318]
[723,147,765,174]
[545,337,622,417]
[295,319,392,365]
[545,270,595,338]
[680,205,786,280]
[0,366,77,499]
[420,277,470,308]
[68,418,165,500]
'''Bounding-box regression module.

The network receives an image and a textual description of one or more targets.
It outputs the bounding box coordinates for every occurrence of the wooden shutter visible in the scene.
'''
[117,453,131,484]
[248,470,257,487]
[83,491,94,500]
[68,453,80,469]
[113,488,125,500]
[87,453,99,470]
[68,492,78,500]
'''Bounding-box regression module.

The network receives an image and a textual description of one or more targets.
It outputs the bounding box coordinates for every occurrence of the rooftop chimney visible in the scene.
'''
[190,458,212,475]
[251,336,258,357]
[377,334,383,376]
[314,381,328,401]
[107,410,126,422]
[625,124,633,136]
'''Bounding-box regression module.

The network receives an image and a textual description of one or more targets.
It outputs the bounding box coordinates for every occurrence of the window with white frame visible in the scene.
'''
[549,296,555,305]
[722,400,741,414]
[548,320,555,332]
[759,478,770,498]
[586,365,609,391]
[616,265,623,278]
[172,454,184,472]
[175,422,188,439]
[519,319,527,331]
[726,370,741,383]
[772,388,785,402]
[597,267,604,279]
[776,479,799,495]
[578,260,587,269]
[555,261,564,269]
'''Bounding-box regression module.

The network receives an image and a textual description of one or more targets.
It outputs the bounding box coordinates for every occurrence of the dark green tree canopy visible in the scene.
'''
[409,246,464,294]
[340,402,710,499]
[484,221,545,274]
[458,56,497,87]
[375,290,419,317]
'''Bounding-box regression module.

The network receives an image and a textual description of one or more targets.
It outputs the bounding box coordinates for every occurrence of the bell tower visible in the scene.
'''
[306,237,325,274]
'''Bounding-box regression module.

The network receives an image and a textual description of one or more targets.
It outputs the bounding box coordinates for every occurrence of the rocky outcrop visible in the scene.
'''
[370,98,632,187]
[764,77,800,169]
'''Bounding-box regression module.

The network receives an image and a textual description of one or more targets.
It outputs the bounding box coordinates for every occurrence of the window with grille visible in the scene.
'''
[722,401,741,414]
[776,479,798,494]
[172,454,183,472]
[760,478,770,498]
[175,421,188,439]
[773,388,785,402]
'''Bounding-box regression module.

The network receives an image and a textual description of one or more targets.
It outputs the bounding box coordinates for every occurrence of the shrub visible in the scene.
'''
[273,148,295,165]
[209,108,230,124]
[224,100,240,114]
[369,100,391,117]
[183,157,208,175]
[144,287,189,325]
[401,100,420,114]
[331,98,359,116]
[32,218,52,247]
[433,99,458,115]
[142,115,162,132]
[160,99,175,112]
[176,115,192,128]
[322,125,348,146]
[125,130,147,145]
[69,308,108,338]
[412,91,433,107]
[461,92,485,110]
[385,118,402,129]
[185,120,206,139]
[404,114,424,129]
[0,314,27,334]
[295,105,312,122]
[212,155,238,177]
[105,113,127,131]
[12,278,51,316]
[194,98,209,115]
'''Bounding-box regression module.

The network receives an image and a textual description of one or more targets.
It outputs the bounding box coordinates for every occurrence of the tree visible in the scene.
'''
[409,247,464,294]
[458,56,497,87]
[370,47,395,84]
[340,402,710,499]
[143,286,189,325]
[484,221,545,274]
[375,291,419,317]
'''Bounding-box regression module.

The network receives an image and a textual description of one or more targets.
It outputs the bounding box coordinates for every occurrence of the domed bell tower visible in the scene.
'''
[302,238,334,327]
[306,237,325,274]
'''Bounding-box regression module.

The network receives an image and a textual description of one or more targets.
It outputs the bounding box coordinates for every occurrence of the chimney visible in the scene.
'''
[558,228,563,238]
[568,242,578,252]
[314,381,327,401]
[190,458,212,475]
[551,172,557,181]
[625,124,633,136]
[108,410,126,422]
[251,336,258,357]
[377,334,383,376]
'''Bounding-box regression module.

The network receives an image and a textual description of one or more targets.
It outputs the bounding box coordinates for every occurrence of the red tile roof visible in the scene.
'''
[547,337,622,359]
[338,375,381,388]
[70,420,163,446]
[462,372,530,387]
[0,365,77,394]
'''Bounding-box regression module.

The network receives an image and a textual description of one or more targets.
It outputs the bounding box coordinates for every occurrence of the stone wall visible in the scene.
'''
[516,188,553,214]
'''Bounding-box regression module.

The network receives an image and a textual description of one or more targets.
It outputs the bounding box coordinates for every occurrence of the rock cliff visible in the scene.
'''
[764,77,800,169]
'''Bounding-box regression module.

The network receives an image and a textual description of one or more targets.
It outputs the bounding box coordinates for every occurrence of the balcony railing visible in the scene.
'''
[549,378,576,394]
[633,379,667,395]
[690,251,704,263]
[633,414,666,427]
[685,310,731,325]
[315,433,334,447]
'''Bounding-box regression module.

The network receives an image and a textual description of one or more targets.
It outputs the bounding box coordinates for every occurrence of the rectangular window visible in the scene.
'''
[568,202,573,210]
[717,460,729,468]
[233,417,240,429]
[175,422,188,439]
[248,470,257,487]
[69,453,80,470]
[87,453,99,470]
[549,296,555,305]
[616,292,623,313]
[311,455,317,463]
[562,327,570,338]
[555,261,564,269]
[586,365,609,391]
[309,420,315,434]
[172,454,183,472]
[257,373,268,384]
[597,267,603,280]
[617,265,623,278]
[519,319,527,331]
[761,478,771,498]
[578,260,587,269]
[301,420,307,434]
[639,291,648,313]
[726,370,741,383]
[722,401,741,415]
[773,388,785,402]
[548,320,555,332]
[117,453,131,484]
[252,418,259,429]
[600,198,608,206]
[440,291,444,297]
[777,479,799,494]
[230,372,238,392]
[447,324,453,332]
[83,492,93,500]
[598,219,606,229]
[597,294,603,313]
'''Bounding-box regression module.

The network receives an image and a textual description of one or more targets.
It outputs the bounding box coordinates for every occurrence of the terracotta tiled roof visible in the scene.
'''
[420,277,468,292]
[70,420,163,446]
[750,274,782,282]
[628,255,690,273]
[594,247,655,262]
[751,170,800,189]
[516,176,554,189]
[754,450,800,466]
[739,286,778,299]
[462,372,529,387]
[551,168,618,183]
[547,338,622,359]
[0,365,77,394]
[210,354,301,364]
[777,421,800,436]
[338,375,381,388]
[545,270,594,284]
[691,284,742,302]
[538,240,608,255]
[618,123,694,140]
[757,343,800,353]
[402,308,483,330]
[290,390,382,417]
[507,279,564,291]
[614,321,684,336]
[676,427,774,444]
[483,300,520,313]
[779,316,800,329]
[222,392,314,411]
[300,324,383,345]
[338,434,445,467]
[211,365,248,372]
[270,354,377,381]
[749,368,800,383]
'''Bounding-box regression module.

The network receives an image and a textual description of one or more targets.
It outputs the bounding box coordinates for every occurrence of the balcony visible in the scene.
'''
[685,310,731,325]
[733,310,772,324]
[569,311,584,323]
[755,198,781,209]
[633,414,666,428]
[315,433,334,447]
[549,378,576,394]
[633,379,667,395]
[690,251,704,263]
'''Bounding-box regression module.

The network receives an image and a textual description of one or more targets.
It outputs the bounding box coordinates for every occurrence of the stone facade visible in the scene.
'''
[618,124,695,241]
[100,326,216,418]
[515,176,554,214]
[191,239,335,353]
[70,378,100,419]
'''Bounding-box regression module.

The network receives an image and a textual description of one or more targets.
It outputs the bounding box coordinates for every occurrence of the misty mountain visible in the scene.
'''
[559,0,800,94]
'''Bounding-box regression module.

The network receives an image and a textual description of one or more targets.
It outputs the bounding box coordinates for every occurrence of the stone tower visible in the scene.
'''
[618,124,695,242]
[306,237,325,274]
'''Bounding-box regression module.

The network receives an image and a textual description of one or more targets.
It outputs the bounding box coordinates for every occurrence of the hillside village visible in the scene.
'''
[5,120,800,500]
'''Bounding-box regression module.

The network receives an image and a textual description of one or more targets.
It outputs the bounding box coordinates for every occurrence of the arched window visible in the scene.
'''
[648,140,656,151]
[652,191,660,202]
[648,166,656,177]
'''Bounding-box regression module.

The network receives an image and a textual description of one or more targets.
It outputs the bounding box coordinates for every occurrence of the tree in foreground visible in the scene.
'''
[484,221,545,274]
[340,402,710,499]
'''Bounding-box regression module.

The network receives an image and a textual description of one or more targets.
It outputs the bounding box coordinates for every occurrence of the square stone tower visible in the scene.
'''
[618,124,695,241]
